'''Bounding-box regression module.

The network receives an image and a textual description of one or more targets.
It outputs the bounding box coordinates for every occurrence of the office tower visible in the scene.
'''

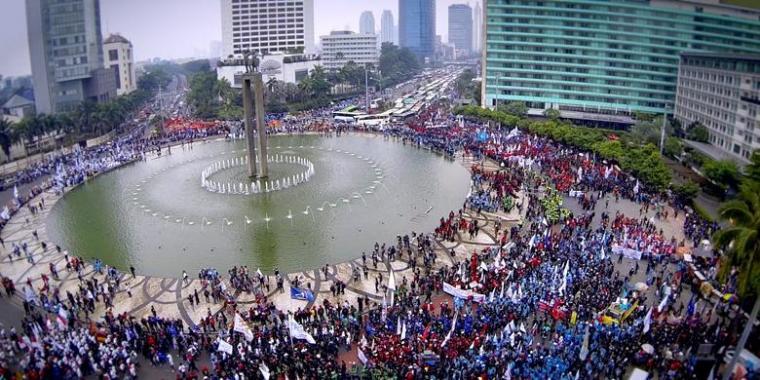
[482,0,760,117]
[398,0,435,62]
[359,11,375,35]
[26,0,116,114]
[448,4,473,54]
[675,52,760,162]
[320,31,378,70]
[380,10,395,45]
[103,34,136,96]
[221,0,315,57]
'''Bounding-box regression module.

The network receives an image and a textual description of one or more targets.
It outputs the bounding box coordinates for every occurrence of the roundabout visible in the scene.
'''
[44,134,471,276]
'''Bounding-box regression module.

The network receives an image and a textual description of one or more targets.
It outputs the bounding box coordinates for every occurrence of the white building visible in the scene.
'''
[473,1,482,52]
[216,53,320,88]
[103,34,136,96]
[359,11,375,35]
[221,0,315,58]
[380,10,396,45]
[675,52,760,163]
[320,31,378,70]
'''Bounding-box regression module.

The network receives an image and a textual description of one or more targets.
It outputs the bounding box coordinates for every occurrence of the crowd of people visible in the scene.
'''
[0,93,755,379]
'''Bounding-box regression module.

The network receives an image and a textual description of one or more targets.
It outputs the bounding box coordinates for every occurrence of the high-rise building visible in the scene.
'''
[103,34,136,96]
[380,10,396,45]
[472,1,482,52]
[359,11,375,35]
[675,52,760,163]
[320,31,378,70]
[482,0,760,118]
[26,0,117,114]
[399,0,435,62]
[448,4,473,55]
[220,0,315,58]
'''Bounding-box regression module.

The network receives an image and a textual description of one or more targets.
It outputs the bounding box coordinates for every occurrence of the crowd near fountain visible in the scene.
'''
[0,88,754,380]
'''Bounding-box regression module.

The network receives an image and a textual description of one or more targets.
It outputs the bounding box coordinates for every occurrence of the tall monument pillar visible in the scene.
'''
[238,51,268,178]
[252,72,268,178]
[241,74,258,178]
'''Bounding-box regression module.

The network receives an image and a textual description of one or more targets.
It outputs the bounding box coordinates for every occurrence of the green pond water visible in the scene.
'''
[46,134,470,276]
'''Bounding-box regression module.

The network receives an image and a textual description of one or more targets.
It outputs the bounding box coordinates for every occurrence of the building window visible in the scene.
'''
[108,49,118,61]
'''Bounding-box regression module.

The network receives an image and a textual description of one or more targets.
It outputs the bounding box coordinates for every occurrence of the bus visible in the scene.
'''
[332,110,366,123]
[355,114,389,127]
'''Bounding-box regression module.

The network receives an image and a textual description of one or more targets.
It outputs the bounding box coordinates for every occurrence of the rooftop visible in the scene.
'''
[104,34,131,45]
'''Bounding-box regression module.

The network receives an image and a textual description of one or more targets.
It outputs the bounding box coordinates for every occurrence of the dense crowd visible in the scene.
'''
[0,97,755,379]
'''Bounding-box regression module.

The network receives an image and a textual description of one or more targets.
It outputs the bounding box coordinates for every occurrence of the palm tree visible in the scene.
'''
[713,180,760,380]
[0,118,16,160]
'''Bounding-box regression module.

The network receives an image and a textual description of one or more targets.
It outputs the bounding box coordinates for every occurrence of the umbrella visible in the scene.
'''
[634,282,649,291]
[641,344,655,354]
[723,293,738,304]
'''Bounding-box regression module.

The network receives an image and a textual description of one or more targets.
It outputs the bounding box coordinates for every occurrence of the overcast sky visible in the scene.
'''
[0,0,479,77]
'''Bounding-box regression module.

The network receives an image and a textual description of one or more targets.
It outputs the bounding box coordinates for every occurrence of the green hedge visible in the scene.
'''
[455,105,672,191]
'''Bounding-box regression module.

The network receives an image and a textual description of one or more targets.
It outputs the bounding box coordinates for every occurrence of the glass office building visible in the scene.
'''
[483,0,760,116]
[399,0,435,62]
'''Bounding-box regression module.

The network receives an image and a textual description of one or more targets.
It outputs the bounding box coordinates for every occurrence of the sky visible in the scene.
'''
[0,0,478,77]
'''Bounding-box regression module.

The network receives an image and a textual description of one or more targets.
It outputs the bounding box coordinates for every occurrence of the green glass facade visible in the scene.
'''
[483,0,760,115]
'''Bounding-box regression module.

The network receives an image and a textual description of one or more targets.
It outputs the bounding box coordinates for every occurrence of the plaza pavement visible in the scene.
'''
[0,139,694,334]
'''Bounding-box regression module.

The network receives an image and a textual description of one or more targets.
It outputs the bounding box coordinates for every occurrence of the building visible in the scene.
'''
[472,1,482,52]
[675,52,760,163]
[482,0,760,118]
[448,4,473,55]
[359,11,375,35]
[319,31,378,70]
[26,0,117,114]
[399,0,435,63]
[216,53,320,87]
[103,34,136,96]
[2,95,35,121]
[220,0,315,58]
[380,10,396,45]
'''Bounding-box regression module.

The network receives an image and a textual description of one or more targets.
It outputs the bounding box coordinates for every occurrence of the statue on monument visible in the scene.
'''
[240,50,269,178]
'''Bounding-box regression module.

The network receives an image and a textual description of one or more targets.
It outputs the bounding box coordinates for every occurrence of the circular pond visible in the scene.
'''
[46,134,470,276]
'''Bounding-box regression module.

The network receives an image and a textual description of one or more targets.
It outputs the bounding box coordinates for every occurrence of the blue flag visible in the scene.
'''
[290,287,315,302]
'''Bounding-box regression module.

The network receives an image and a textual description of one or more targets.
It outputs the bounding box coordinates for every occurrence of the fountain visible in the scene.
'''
[202,217,212,226]
[223,218,233,226]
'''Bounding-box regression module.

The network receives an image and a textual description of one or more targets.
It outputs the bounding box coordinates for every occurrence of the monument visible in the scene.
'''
[239,51,269,178]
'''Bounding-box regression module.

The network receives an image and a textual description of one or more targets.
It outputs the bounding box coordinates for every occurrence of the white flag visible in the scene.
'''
[234,313,254,342]
[357,348,369,364]
[217,339,233,354]
[643,307,653,334]
[401,321,407,341]
[259,362,271,380]
[288,315,316,344]
[441,310,459,347]
[657,294,669,313]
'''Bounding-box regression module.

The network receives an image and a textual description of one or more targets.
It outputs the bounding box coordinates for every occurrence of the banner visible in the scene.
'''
[234,313,254,342]
[611,245,643,261]
[290,286,315,302]
[217,339,233,354]
[443,282,486,303]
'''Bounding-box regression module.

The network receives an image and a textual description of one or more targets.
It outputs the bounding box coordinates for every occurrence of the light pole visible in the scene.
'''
[365,63,370,112]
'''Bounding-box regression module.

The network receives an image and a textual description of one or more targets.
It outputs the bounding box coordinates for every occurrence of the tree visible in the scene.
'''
[745,150,760,183]
[543,108,561,121]
[712,181,760,380]
[0,118,17,159]
[630,116,671,146]
[703,159,740,190]
[497,101,527,116]
[663,136,683,158]
[687,122,710,143]
[671,181,699,204]
[187,71,221,119]
[378,43,420,88]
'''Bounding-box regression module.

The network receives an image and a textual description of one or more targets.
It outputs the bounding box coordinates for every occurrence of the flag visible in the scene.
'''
[13,185,18,200]
[56,307,68,330]
[259,362,271,380]
[643,307,653,334]
[234,313,254,342]
[290,286,315,302]
[657,294,669,313]
[401,321,407,340]
[579,325,590,360]
[217,339,233,354]
[441,310,459,347]
[396,317,402,335]
[256,268,264,278]
[357,348,369,364]
[686,296,697,317]
[288,314,316,344]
